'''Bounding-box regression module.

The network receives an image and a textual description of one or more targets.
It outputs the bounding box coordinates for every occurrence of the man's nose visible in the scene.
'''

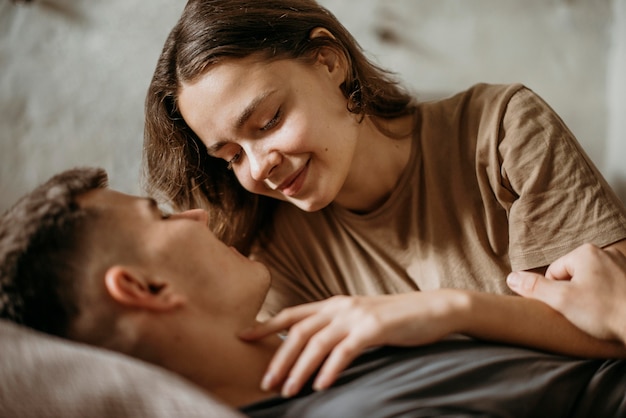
[177,209,209,224]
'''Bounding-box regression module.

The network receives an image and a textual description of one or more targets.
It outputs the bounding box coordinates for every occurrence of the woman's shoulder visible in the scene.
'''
[421,83,526,110]
[415,83,530,133]
[465,82,526,97]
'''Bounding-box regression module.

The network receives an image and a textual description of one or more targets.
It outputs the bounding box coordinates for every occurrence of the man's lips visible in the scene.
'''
[276,160,310,197]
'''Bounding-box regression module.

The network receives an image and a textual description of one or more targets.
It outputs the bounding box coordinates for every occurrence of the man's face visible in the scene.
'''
[79,188,271,322]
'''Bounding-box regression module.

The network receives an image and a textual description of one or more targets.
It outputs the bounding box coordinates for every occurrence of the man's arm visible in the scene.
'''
[507,241,626,345]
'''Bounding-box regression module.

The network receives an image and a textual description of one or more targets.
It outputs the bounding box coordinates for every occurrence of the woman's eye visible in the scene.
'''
[227,149,243,170]
[260,108,282,132]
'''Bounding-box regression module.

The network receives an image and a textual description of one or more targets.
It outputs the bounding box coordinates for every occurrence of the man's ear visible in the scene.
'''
[309,27,345,84]
[104,266,185,311]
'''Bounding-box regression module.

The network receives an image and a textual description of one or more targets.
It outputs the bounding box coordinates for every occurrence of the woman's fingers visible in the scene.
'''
[243,294,449,397]
[279,326,348,397]
[313,333,372,391]
[271,298,384,396]
[276,317,377,396]
[238,302,322,340]
[260,312,331,392]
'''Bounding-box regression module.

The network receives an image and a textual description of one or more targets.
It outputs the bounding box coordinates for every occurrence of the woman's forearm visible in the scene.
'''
[449,289,626,358]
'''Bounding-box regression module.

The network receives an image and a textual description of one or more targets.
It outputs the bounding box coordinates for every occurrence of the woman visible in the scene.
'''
[144,0,626,397]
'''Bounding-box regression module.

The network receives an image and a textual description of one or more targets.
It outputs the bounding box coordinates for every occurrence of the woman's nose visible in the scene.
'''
[248,148,281,182]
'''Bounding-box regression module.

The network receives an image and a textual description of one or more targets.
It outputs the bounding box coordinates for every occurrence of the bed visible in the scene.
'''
[0,319,244,417]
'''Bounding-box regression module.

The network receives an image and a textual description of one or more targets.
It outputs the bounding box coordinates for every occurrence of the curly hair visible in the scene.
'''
[0,167,108,338]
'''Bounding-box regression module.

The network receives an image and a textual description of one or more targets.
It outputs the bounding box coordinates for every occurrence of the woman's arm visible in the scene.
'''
[239,281,626,397]
[508,241,626,345]
[457,289,626,356]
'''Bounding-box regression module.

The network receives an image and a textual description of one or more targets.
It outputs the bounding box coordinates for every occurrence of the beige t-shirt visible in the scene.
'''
[253,83,626,316]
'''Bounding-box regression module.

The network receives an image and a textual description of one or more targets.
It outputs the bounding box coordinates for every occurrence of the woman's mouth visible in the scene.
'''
[277,159,310,197]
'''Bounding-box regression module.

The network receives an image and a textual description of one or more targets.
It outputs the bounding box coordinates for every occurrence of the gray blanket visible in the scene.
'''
[242,339,626,417]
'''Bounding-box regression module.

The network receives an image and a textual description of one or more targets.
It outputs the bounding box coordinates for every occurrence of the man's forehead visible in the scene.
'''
[76,188,143,210]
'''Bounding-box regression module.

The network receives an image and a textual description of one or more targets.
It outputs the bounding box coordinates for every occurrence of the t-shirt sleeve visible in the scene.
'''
[495,87,626,270]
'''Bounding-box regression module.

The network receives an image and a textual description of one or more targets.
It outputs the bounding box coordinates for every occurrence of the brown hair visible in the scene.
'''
[0,167,108,338]
[144,0,416,254]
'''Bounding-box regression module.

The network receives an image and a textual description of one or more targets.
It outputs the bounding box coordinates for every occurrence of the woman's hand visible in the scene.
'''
[238,290,468,397]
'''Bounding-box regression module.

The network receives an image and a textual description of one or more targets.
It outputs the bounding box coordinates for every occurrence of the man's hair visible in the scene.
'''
[0,167,108,338]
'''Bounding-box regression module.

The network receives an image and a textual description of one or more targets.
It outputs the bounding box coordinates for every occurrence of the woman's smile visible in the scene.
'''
[274,159,310,197]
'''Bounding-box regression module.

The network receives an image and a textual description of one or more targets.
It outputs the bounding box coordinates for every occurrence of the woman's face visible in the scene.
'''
[178,53,362,212]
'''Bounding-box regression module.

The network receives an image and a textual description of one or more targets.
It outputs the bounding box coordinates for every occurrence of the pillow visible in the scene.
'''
[0,320,244,418]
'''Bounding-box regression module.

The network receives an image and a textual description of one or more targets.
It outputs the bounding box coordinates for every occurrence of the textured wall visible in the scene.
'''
[606,0,626,200]
[0,0,185,211]
[1,0,624,213]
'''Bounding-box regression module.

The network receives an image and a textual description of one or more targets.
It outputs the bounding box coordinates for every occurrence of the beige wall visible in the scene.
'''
[606,0,626,200]
[0,0,185,211]
[1,0,624,212]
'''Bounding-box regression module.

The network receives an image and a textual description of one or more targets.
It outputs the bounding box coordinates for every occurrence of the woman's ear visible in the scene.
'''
[104,266,186,311]
[309,27,345,85]
[309,27,336,41]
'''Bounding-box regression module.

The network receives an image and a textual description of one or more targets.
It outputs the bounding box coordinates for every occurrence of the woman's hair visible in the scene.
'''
[0,167,108,338]
[143,0,416,254]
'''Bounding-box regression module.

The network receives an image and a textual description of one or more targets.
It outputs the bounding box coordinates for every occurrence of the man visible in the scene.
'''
[1,167,625,417]
[508,244,626,346]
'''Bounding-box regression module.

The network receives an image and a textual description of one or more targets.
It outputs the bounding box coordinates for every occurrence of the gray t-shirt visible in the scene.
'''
[240,339,626,418]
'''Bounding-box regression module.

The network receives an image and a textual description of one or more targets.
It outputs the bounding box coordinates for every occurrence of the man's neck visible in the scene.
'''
[141,319,283,407]
[211,334,284,406]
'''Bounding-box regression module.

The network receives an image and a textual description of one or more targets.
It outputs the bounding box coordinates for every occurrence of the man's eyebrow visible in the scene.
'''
[206,90,277,156]
[142,197,160,214]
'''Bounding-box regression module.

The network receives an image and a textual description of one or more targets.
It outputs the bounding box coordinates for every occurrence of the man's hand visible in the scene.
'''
[238,291,467,397]
[507,243,626,344]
